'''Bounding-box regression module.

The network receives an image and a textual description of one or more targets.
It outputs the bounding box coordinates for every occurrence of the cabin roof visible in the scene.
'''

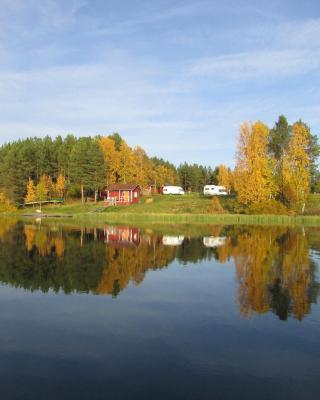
[105,183,140,191]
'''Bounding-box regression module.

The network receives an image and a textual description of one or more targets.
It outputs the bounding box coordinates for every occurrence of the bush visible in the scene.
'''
[0,193,16,212]
[67,184,81,199]
[247,199,290,215]
[210,197,225,213]
[220,196,246,214]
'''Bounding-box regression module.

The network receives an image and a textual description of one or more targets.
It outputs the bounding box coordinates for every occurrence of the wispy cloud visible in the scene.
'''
[0,0,319,166]
[189,49,320,80]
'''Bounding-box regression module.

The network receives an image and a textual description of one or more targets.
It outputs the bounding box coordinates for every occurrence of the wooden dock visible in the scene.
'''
[22,213,73,218]
[24,199,64,206]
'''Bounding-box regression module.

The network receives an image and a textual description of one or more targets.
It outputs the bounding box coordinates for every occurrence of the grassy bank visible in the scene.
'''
[3,193,320,226]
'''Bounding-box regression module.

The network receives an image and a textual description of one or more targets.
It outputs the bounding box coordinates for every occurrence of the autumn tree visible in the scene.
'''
[217,165,233,191]
[118,141,135,183]
[36,175,49,210]
[132,146,151,188]
[24,178,36,203]
[55,174,66,199]
[282,122,310,212]
[100,136,120,184]
[234,122,277,205]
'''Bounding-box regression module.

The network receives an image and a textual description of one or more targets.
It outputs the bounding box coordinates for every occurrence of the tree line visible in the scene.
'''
[0,132,219,205]
[0,134,172,204]
[0,115,318,210]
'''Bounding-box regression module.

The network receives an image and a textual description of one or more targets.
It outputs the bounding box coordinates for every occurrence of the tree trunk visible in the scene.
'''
[94,190,98,203]
[81,185,84,205]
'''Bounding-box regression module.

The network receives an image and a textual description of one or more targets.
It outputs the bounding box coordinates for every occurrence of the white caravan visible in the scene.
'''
[162,236,185,246]
[203,185,228,196]
[203,236,227,248]
[163,186,185,195]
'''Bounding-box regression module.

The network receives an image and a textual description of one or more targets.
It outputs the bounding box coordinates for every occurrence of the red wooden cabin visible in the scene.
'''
[103,226,140,247]
[102,183,141,206]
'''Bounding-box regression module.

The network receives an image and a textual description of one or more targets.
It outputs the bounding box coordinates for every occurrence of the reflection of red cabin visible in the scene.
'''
[103,183,141,206]
[104,226,140,247]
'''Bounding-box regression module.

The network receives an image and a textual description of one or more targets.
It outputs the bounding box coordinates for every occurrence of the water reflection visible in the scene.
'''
[0,220,319,321]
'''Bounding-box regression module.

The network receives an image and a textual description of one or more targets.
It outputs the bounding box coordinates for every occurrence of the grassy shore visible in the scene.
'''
[5,193,320,226]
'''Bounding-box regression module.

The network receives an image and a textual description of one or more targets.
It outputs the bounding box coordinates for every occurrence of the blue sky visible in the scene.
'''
[0,0,319,166]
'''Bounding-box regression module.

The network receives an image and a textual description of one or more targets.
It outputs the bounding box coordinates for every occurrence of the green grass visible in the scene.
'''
[4,192,320,226]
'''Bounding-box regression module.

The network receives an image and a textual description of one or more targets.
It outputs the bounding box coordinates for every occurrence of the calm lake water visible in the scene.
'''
[0,219,320,399]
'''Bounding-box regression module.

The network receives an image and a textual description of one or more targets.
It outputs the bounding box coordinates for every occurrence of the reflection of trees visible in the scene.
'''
[24,225,65,257]
[96,237,176,296]
[215,227,319,320]
[0,218,18,241]
[0,222,318,318]
[0,223,106,293]
[0,223,177,296]
[177,226,227,264]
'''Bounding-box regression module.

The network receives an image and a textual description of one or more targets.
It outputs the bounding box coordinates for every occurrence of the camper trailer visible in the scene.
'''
[163,186,185,195]
[203,236,227,248]
[162,236,185,246]
[203,185,228,196]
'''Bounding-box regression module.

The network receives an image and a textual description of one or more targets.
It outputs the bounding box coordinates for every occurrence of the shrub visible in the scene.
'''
[0,192,16,212]
[210,196,225,213]
[221,197,246,214]
[247,199,290,215]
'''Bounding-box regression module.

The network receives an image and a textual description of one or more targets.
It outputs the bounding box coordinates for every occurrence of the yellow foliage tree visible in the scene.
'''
[153,164,177,188]
[36,175,49,209]
[217,164,233,191]
[132,146,151,188]
[282,122,310,212]
[55,174,66,198]
[118,141,135,183]
[46,176,54,199]
[0,192,15,211]
[24,178,36,203]
[99,137,120,184]
[234,121,277,205]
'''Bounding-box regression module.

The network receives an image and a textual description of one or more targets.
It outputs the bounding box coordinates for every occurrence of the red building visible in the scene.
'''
[103,183,141,206]
[103,226,141,247]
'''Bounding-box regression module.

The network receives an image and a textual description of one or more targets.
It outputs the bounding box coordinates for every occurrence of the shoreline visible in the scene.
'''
[2,211,320,227]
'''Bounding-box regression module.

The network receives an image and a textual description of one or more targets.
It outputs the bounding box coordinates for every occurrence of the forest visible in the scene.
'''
[0,132,217,206]
[0,115,319,214]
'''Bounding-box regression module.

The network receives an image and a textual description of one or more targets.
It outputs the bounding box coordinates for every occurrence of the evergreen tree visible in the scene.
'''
[69,138,105,203]
[268,115,290,160]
